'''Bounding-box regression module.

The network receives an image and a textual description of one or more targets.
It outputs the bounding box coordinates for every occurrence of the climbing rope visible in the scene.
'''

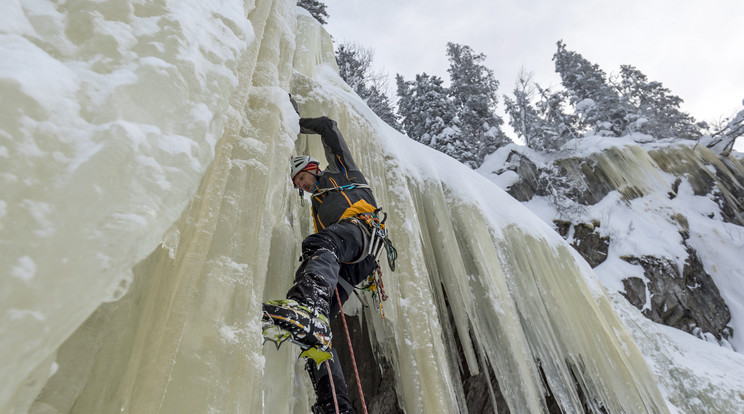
[335,288,369,414]
[326,361,340,414]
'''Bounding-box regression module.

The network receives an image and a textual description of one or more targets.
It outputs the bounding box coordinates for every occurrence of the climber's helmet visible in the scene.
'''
[290,155,320,192]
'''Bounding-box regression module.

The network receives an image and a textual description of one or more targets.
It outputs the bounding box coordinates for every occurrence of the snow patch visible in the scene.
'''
[8,308,45,321]
[11,256,37,282]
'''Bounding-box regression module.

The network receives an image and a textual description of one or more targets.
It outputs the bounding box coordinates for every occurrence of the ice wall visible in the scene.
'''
[1,0,265,412]
[2,1,673,413]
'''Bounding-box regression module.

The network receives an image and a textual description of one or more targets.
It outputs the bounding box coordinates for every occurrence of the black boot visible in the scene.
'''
[262,299,332,363]
[287,270,333,318]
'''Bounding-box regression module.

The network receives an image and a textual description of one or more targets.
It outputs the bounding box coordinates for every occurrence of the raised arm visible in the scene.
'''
[299,117,359,175]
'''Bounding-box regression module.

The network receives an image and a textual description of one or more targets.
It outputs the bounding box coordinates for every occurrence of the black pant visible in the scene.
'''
[287,220,377,413]
[288,220,376,317]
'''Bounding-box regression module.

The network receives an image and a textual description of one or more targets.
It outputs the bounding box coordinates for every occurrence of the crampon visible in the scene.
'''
[261,299,333,364]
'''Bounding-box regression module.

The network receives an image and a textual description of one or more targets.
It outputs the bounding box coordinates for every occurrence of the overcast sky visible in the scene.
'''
[324,0,743,140]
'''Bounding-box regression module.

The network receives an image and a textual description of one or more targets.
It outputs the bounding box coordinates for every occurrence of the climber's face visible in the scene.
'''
[293,168,319,193]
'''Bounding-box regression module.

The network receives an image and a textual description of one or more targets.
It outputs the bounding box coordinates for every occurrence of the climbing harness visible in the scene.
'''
[340,208,397,318]
[341,208,397,268]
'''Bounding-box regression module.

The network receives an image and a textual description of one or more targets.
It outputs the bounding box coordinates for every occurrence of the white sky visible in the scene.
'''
[324,0,744,148]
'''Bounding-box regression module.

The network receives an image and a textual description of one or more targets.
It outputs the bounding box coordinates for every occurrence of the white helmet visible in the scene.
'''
[290,155,319,180]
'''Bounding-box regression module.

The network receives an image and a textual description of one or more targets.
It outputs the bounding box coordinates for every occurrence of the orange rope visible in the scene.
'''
[335,288,369,414]
[326,361,340,414]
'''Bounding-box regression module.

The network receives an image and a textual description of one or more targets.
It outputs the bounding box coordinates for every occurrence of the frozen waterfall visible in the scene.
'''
[3,1,743,413]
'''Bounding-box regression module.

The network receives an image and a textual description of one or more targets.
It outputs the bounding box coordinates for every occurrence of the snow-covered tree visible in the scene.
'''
[700,103,744,156]
[535,85,580,145]
[503,71,538,144]
[504,71,549,150]
[504,71,577,152]
[297,0,328,25]
[396,73,458,152]
[364,85,400,130]
[446,42,510,167]
[615,65,701,139]
[335,42,371,93]
[335,42,401,131]
[553,41,626,136]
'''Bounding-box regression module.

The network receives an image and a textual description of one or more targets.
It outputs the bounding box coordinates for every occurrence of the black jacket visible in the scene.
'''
[299,117,377,232]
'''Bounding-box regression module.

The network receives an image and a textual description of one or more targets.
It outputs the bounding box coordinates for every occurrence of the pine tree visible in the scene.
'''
[504,71,577,152]
[365,85,400,130]
[533,85,579,146]
[553,41,626,136]
[503,71,544,149]
[297,0,329,25]
[336,43,369,93]
[446,43,510,167]
[396,73,457,151]
[335,42,401,131]
[614,65,701,139]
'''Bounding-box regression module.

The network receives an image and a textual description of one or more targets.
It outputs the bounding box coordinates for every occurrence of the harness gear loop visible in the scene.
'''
[338,208,397,318]
[340,208,397,268]
[355,261,388,318]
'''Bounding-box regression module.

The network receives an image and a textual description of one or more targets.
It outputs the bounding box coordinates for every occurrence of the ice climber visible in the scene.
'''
[262,111,393,414]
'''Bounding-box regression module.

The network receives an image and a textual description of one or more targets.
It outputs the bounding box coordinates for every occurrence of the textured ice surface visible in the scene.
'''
[3,1,743,413]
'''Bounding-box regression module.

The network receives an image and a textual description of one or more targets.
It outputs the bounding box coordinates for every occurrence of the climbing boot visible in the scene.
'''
[262,299,333,364]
